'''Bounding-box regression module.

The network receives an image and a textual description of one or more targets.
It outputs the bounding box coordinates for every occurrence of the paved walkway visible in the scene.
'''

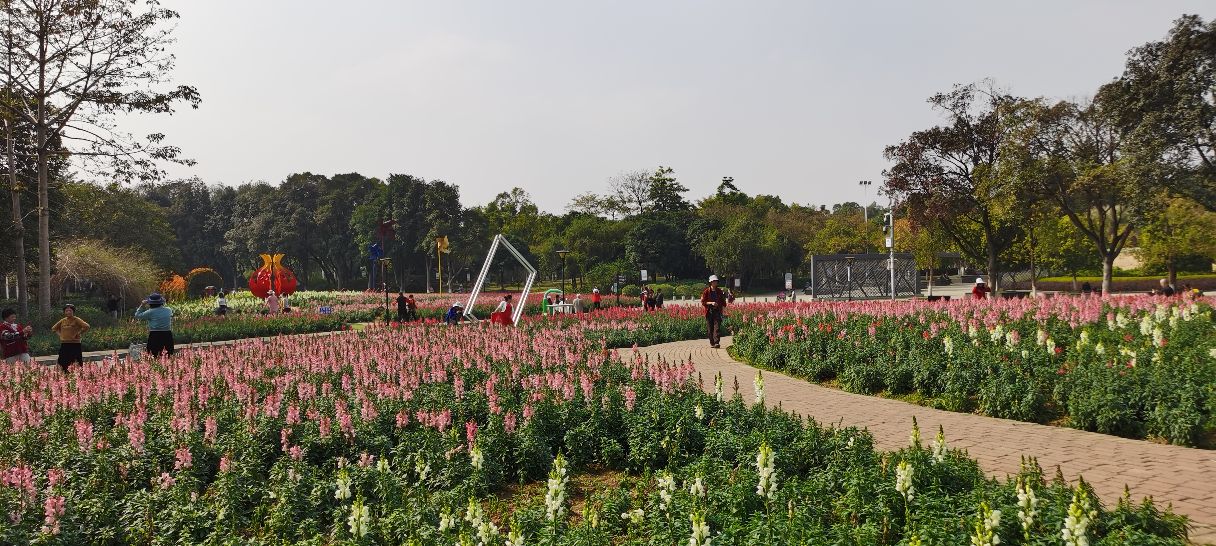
[633,337,1216,545]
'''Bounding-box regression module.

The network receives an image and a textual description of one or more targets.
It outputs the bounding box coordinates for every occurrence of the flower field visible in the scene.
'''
[0,318,1190,544]
[730,295,1216,447]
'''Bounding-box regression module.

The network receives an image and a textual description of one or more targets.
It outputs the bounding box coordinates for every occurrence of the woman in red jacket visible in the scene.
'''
[700,275,727,348]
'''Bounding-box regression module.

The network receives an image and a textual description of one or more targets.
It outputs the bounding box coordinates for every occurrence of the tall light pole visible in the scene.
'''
[858,180,872,222]
[556,249,570,295]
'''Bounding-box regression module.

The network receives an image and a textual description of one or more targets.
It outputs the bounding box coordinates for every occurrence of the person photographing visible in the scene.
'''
[134,292,175,357]
[701,275,727,349]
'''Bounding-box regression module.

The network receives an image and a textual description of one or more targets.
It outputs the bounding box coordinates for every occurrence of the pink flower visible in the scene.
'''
[174,446,193,471]
[157,472,175,490]
[41,495,64,535]
[465,421,478,446]
[288,445,305,461]
[46,468,65,488]
[218,454,231,473]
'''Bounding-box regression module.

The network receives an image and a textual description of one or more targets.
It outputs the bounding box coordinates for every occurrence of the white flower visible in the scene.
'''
[1036,329,1048,346]
[1139,315,1154,336]
[657,471,676,512]
[466,497,486,527]
[438,510,456,533]
[470,443,484,471]
[1094,342,1105,355]
[1078,330,1089,347]
[621,508,645,524]
[714,372,724,402]
[1152,327,1164,348]
[476,519,499,546]
[689,511,712,546]
[755,442,777,500]
[1209,347,1216,360]
[334,471,352,501]
[970,501,1000,546]
[753,371,765,405]
[943,335,954,356]
[895,460,915,503]
[504,523,525,546]
[347,499,372,538]
[688,476,706,499]
[990,325,1004,343]
[1046,338,1057,355]
[415,453,432,484]
[694,404,705,420]
[376,457,389,473]
[1062,486,1096,546]
[931,427,946,464]
[544,453,569,521]
[1016,478,1039,537]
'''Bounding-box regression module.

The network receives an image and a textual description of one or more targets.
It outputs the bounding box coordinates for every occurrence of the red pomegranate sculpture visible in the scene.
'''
[248,253,298,298]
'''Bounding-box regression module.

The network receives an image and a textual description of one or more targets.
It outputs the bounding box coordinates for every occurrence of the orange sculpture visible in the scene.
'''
[248,254,298,298]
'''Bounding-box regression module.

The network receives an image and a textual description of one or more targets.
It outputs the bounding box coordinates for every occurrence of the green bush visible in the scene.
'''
[620,284,640,297]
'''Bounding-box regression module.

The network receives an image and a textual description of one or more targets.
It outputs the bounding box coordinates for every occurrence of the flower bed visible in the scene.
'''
[0,323,1187,544]
[729,295,1216,446]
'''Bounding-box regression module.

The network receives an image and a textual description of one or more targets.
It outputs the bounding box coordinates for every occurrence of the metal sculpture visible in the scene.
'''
[465,235,536,326]
[807,253,919,300]
[248,253,298,298]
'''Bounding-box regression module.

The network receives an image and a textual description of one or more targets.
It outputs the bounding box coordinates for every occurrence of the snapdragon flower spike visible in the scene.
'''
[544,453,569,521]
[755,442,776,499]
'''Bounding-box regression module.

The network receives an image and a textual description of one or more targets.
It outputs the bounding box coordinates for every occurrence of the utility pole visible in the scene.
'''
[884,206,895,301]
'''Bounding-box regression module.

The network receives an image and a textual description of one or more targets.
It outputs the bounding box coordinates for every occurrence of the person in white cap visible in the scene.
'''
[265,290,280,314]
[591,288,602,311]
[444,302,465,325]
[700,275,727,348]
[971,277,991,300]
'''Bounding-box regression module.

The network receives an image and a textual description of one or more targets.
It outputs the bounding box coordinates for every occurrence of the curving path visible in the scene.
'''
[631,336,1216,545]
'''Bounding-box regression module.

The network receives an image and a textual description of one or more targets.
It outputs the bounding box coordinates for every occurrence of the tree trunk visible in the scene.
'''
[1028,227,1037,297]
[1102,254,1115,295]
[6,121,28,317]
[1167,255,1177,288]
[36,127,50,317]
[986,245,1000,296]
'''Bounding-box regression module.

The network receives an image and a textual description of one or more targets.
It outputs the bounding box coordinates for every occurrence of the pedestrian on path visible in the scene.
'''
[106,293,120,319]
[406,294,418,321]
[971,278,990,300]
[51,303,90,372]
[266,290,280,314]
[1,308,33,364]
[134,292,175,357]
[592,288,601,311]
[216,291,229,316]
[701,275,727,348]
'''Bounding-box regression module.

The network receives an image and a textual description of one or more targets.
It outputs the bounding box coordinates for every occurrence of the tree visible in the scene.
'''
[60,182,180,271]
[1,0,200,315]
[646,166,690,213]
[1135,197,1216,284]
[1102,15,1216,211]
[567,191,628,219]
[1004,98,1153,293]
[884,82,1023,291]
[609,170,651,217]
[802,213,873,255]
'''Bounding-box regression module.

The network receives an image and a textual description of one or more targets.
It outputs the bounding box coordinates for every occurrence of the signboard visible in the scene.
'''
[785,273,793,290]
[319,306,334,315]
[885,236,893,249]
[617,275,626,284]
[640,270,649,282]
[611,282,618,294]
[734,278,741,288]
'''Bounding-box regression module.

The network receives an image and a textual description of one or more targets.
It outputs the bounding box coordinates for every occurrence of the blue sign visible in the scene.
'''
[319,306,334,315]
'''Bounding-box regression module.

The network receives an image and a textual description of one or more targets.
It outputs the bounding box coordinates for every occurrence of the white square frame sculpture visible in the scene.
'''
[464,234,537,326]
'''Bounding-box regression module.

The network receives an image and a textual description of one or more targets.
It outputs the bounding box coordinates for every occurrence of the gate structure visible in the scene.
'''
[808,253,920,300]
[465,234,537,326]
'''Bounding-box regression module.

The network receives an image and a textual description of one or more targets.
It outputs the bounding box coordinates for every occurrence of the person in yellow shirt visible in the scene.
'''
[51,303,90,372]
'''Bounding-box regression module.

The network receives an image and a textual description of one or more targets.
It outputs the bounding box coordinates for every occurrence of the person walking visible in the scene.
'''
[971,278,991,300]
[701,275,727,349]
[216,290,229,316]
[266,290,281,314]
[654,288,664,308]
[106,293,120,319]
[591,288,601,311]
[1,308,33,364]
[134,292,175,357]
[573,293,585,314]
[51,303,90,372]
[406,294,418,321]
[396,292,408,322]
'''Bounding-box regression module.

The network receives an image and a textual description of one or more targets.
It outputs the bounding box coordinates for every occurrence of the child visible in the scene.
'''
[51,303,90,372]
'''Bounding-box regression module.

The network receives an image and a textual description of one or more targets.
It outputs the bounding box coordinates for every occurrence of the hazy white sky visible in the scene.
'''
[126,1,1214,212]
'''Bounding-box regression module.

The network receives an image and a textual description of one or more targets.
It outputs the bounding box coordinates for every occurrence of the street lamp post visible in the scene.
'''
[556,249,570,295]
[845,256,855,302]
[858,180,872,222]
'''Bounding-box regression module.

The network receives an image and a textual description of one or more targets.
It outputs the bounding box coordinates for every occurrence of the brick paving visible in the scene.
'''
[631,337,1216,545]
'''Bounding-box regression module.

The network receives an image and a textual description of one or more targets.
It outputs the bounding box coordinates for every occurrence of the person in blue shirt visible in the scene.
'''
[134,292,175,357]
[444,302,465,325]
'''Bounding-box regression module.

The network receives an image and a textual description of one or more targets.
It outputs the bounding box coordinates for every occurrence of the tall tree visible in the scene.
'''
[609,170,651,217]
[646,166,690,213]
[884,82,1023,291]
[1134,197,1216,285]
[1102,15,1216,211]
[1005,98,1153,293]
[1,0,200,315]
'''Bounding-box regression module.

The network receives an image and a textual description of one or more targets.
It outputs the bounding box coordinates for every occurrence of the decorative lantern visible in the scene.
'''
[248,254,298,298]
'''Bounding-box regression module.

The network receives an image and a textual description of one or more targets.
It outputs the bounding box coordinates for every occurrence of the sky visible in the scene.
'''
[122,1,1215,213]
